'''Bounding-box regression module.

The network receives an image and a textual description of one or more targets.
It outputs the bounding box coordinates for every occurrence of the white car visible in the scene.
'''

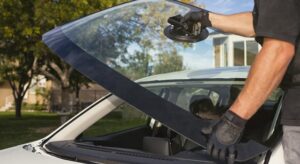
[0,1,285,163]
[0,67,285,164]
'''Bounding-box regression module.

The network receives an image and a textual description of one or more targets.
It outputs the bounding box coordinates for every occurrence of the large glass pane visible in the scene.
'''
[234,41,245,66]
[246,40,258,65]
[44,1,274,159]
[61,1,215,81]
[44,0,260,111]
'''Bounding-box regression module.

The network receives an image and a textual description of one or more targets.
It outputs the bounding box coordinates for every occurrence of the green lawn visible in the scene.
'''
[0,112,60,150]
[0,111,147,150]
[83,118,147,137]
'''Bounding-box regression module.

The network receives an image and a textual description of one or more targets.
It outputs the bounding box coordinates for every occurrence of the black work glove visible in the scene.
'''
[202,110,247,164]
[179,10,212,36]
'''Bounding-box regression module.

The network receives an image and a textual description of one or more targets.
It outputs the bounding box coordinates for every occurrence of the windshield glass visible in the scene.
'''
[62,1,196,79]
[44,0,274,159]
[59,0,261,106]
[62,1,227,79]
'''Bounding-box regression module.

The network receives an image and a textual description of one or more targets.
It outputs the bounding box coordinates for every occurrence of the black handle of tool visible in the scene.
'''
[167,15,186,29]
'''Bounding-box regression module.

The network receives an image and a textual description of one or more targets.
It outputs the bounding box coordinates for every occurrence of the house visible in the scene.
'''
[0,76,49,111]
[0,81,13,111]
[210,32,261,67]
[49,82,107,112]
[0,75,108,112]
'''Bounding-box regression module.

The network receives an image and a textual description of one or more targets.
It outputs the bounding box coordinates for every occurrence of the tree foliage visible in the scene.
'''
[0,0,129,117]
[0,0,197,118]
[154,51,184,74]
[0,0,38,118]
[81,1,189,80]
[34,0,129,114]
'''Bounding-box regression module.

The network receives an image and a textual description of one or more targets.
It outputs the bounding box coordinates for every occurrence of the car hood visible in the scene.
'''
[42,0,268,162]
[0,145,77,164]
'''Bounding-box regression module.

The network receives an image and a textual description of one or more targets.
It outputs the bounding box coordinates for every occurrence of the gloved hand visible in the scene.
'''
[178,10,212,36]
[202,110,247,164]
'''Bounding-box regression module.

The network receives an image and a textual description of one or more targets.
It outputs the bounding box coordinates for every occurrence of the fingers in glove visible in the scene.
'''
[192,23,202,35]
[207,141,213,155]
[201,119,219,135]
[181,13,190,23]
[212,148,220,159]
[219,149,226,161]
[227,146,236,164]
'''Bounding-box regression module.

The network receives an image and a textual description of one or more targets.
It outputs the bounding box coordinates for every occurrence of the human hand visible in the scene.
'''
[181,10,212,28]
[202,110,247,164]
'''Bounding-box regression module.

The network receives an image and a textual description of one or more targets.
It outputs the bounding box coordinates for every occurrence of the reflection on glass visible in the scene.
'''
[234,41,244,66]
[60,0,261,82]
[61,0,217,80]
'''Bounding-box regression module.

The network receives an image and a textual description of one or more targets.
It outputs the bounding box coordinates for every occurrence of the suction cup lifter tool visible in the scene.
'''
[164,15,209,43]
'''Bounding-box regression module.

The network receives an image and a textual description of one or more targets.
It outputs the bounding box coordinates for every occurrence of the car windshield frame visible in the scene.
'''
[42,0,269,161]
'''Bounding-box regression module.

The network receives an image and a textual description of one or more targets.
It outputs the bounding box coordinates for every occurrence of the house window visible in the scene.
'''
[234,40,259,66]
[213,37,228,67]
[234,42,244,66]
[246,40,258,65]
[214,43,221,67]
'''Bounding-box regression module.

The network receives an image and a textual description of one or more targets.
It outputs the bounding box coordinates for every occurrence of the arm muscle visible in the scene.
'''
[230,38,295,119]
[209,12,255,37]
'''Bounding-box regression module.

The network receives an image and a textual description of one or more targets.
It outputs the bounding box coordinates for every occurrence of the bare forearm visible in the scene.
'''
[230,38,295,120]
[209,12,255,37]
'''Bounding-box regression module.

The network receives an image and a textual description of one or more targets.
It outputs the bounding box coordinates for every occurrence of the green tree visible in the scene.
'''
[34,0,128,114]
[0,0,39,118]
[154,51,184,74]
[121,40,154,79]
[0,0,128,118]
[121,1,189,79]
[70,70,91,113]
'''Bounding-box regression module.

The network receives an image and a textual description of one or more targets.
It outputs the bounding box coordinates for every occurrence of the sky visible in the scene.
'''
[125,0,256,71]
[195,0,254,14]
[178,0,255,70]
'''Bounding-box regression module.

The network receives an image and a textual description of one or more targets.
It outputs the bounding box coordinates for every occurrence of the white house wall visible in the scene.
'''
[210,33,261,67]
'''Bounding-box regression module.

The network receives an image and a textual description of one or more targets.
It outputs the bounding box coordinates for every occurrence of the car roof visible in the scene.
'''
[136,66,250,82]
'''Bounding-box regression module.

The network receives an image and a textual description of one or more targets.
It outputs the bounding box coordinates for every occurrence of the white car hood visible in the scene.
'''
[0,145,78,164]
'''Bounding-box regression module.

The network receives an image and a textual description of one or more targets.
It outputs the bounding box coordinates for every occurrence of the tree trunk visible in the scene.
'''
[59,87,72,124]
[61,87,71,112]
[75,86,80,113]
[15,97,23,119]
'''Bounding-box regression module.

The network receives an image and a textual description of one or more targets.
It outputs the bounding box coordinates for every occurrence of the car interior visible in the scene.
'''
[46,84,283,163]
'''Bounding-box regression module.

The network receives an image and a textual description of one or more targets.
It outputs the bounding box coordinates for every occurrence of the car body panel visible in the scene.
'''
[0,145,78,164]
[136,67,249,83]
[0,67,283,163]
